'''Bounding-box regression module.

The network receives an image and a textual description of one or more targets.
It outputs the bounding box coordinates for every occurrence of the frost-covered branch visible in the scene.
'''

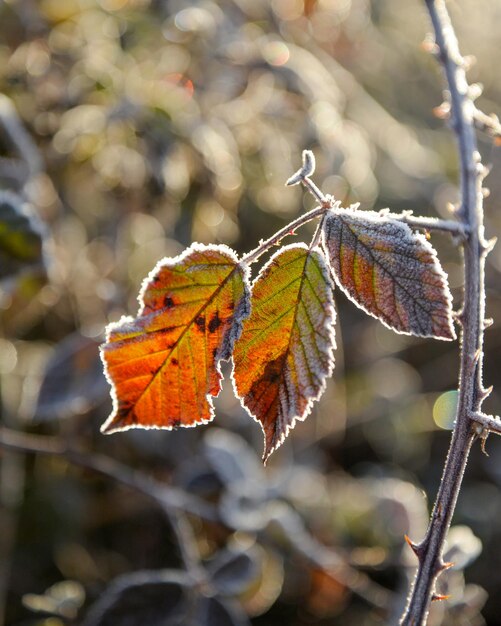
[470,412,501,437]
[243,151,467,268]
[400,1,494,624]
[472,107,501,139]
[241,204,327,266]
[386,211,468,238]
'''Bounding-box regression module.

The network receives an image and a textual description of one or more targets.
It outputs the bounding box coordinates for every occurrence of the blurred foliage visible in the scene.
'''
[0,0,501,624]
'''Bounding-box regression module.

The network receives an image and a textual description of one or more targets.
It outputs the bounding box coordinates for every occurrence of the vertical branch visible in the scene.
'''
[400,1,492,624]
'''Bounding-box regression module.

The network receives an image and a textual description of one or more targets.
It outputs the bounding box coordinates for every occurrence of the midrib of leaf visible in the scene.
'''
[125,263,242,413]
[264,249,314,434]
[343,219,443,321]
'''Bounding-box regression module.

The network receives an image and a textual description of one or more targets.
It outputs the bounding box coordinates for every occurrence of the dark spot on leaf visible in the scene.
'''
[118,400,132,413]
[171,358,178,365]
[171,418,181,430]
[117,401,134,423]
[208,312,222,333]
[212,348,218,358]
[195,316,205,331]
[164,295,174,308]
[263,357,284,384]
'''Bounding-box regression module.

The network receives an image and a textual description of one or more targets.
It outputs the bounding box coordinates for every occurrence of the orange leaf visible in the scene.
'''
[233,244,336,463]
[322,208,455,340]
[101,244,249,433]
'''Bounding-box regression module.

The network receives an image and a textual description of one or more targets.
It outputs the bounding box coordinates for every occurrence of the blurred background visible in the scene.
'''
[0,0,501,624]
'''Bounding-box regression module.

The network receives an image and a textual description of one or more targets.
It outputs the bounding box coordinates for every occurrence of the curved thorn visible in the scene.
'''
[404,535,423,559]
[432,593,450,602]
[483,317,493,329]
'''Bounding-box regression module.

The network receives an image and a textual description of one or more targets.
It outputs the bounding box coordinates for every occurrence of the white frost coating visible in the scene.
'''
[232,242,337,462]
[322,207,456,340]
[136,241,246,315]
[100,242,251,434]
[286,171,304,187]
[286,149,316,186]
[301,149,316,178]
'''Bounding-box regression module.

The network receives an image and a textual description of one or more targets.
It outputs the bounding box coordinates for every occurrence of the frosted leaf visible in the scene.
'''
[233,244,336,463]
[101,243,250,434]
[322,208,455,340]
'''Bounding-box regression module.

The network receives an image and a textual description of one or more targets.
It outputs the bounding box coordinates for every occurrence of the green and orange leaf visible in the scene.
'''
[233,244,336,463]
[322,208,455,340]
[101,243,250,433]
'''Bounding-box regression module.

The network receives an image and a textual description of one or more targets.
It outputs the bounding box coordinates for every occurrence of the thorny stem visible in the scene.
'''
[400,1,493,624]
[470,412,501,437]
[385,212,468,238]
[241,204,327,266]
[310,212,327,249]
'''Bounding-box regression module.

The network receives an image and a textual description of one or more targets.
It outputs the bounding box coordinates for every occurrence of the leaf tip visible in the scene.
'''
[433,316,457,341]
[261,438,278,466]
[100,416,121,435]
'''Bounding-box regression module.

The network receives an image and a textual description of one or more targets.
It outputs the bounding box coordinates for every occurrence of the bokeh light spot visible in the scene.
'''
[0,339,17,374]
[433,390,458,430]
[262,41,290,66]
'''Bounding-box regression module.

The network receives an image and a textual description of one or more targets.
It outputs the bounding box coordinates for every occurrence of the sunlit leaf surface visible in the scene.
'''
[233,244,336,462]
[101,244,249,433]
[322,208,455,340]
